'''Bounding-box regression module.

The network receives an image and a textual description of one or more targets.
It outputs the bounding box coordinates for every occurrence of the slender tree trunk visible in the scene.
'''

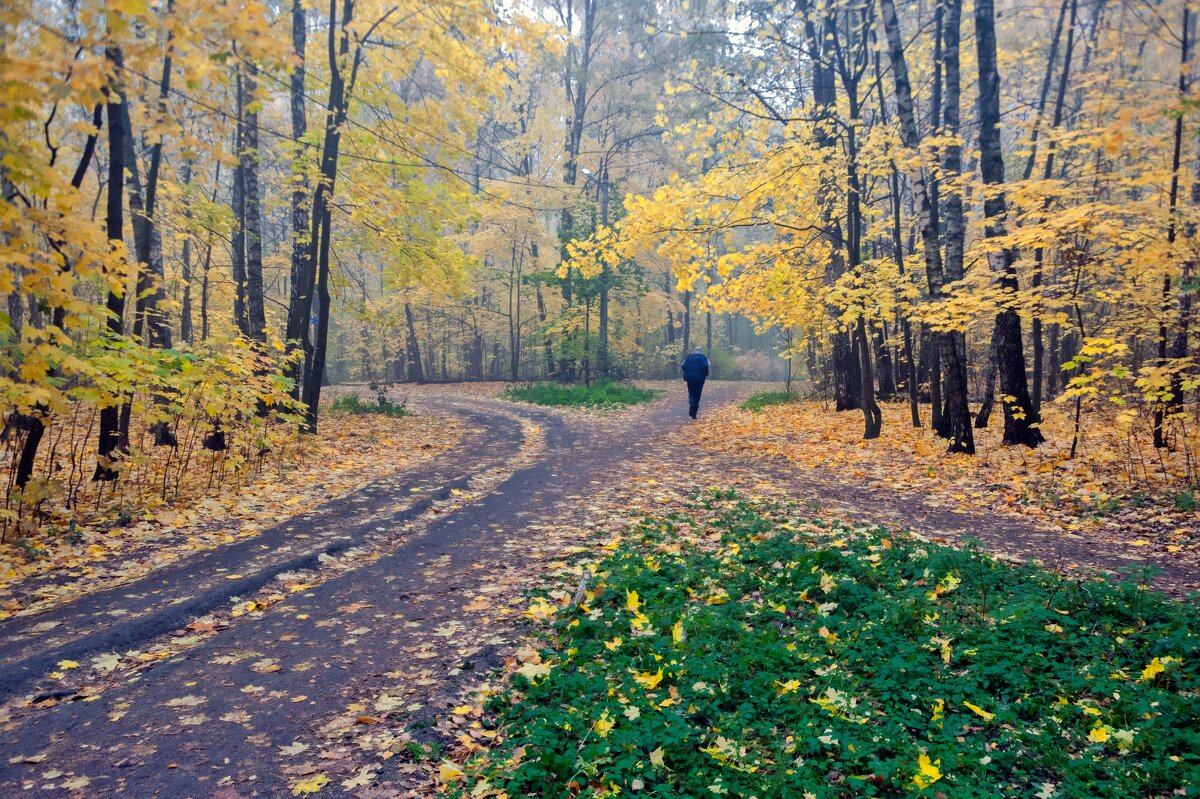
[1031,0,1079,412]
[1173,91,1200,409]
[833,332,861,412]
[1156,6,1192,446]
[856,320,882,438]
[975,333,999,428]
[880,0,972,451]
[404,302,424,383]
[598,165,611,377]
[95,44,128,481]
[556,0,596,383]
[842,70,881,438]
[200,234,212,341]
[303,0,394,425]
[976,0,1044,447]
[934,0,973,449]
[180,160,194,345]
[681,289,692,357]
[509,244,523,381]
[231,60,248,337]
[874,323,895,398]
[243,60,266,342]
[876,49,921,427]
[285,0,312,395]
[536,285,552,378]
[803,0,860,412]
[1046,323,1061,399]
[1022,0,1072,183]
[15,103,104,487]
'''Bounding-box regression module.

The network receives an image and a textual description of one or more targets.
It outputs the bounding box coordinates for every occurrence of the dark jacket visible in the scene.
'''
[681,352,710,382]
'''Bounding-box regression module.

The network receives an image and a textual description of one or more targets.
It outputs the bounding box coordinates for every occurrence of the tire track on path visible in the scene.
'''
[0,401,528,704]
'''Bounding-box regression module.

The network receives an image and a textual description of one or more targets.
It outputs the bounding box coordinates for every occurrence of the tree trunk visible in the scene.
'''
[303,0,389,428]
[598,166,610,377]
[856,320,882,438]
[1030,0,1079,412]
[243,60,266,342]
[976,0,1044,448]
[16,102,105,487]
[285,0,312,396]
[833,332,861,412]
[555,0,597,384]
[536,285,552,378]
[880,0,972,452]
[1173,70,1200,409]
[180,160,194,345]
[875,48,921,427]
[975,332,999,428]
[933,0,974,451]
[681,289,691,357]
[231,61,249,337]
[404,302,424,383]
[95,44,128,482]
[874,323,896,398]
[1156,6,1192,446]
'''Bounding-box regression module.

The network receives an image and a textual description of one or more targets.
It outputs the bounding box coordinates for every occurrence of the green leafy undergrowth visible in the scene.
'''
[503,380,660,409]
[447,497,1199,798]
[739,390,800,413]
[329,393,408,417]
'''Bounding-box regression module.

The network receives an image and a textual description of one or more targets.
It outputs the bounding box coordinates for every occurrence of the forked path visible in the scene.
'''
[0,384,1190,798]
[0,383,755,798]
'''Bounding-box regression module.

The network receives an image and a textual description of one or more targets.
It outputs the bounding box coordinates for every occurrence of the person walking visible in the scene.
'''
[680,346,710,419]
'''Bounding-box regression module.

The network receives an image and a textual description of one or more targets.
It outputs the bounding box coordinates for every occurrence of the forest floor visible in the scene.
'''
[0,381,1194,798]
[683,396,1200,598]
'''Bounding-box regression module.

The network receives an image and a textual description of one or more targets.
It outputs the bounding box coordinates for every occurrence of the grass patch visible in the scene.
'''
[451,496,1199,798]
[329,393,408,417]
[503,380,660,409]
[739,389,800,412]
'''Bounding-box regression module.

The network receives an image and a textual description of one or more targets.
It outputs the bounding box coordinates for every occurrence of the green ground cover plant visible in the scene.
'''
[503,380,660,409]
[329,393,409,417]
[448,496,1200,798]
[739,390,800,413]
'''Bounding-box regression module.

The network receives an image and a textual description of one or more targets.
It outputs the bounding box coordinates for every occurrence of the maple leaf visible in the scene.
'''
[290,774,329,794]
[625,590,641,613]
[515,662,552,682]
[963,701,996,721]
[56,659,79,670]
[672,620,686,643]
[341,768,376,790]
[632,668,664,689]
[912,752,942,789]
[525,598,556,621]
[593,710,616,738]
[1139,656,1179,681]
[438,762,464,783]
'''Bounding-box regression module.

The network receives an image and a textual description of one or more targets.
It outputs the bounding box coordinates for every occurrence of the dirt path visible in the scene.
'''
[0,382,1191,799]
[0,383,757,798]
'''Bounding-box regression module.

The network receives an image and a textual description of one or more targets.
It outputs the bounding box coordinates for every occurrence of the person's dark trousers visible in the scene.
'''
[686,378,705,419]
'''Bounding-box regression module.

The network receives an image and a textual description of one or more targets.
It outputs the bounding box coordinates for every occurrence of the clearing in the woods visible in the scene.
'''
[0,383,1195,798]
